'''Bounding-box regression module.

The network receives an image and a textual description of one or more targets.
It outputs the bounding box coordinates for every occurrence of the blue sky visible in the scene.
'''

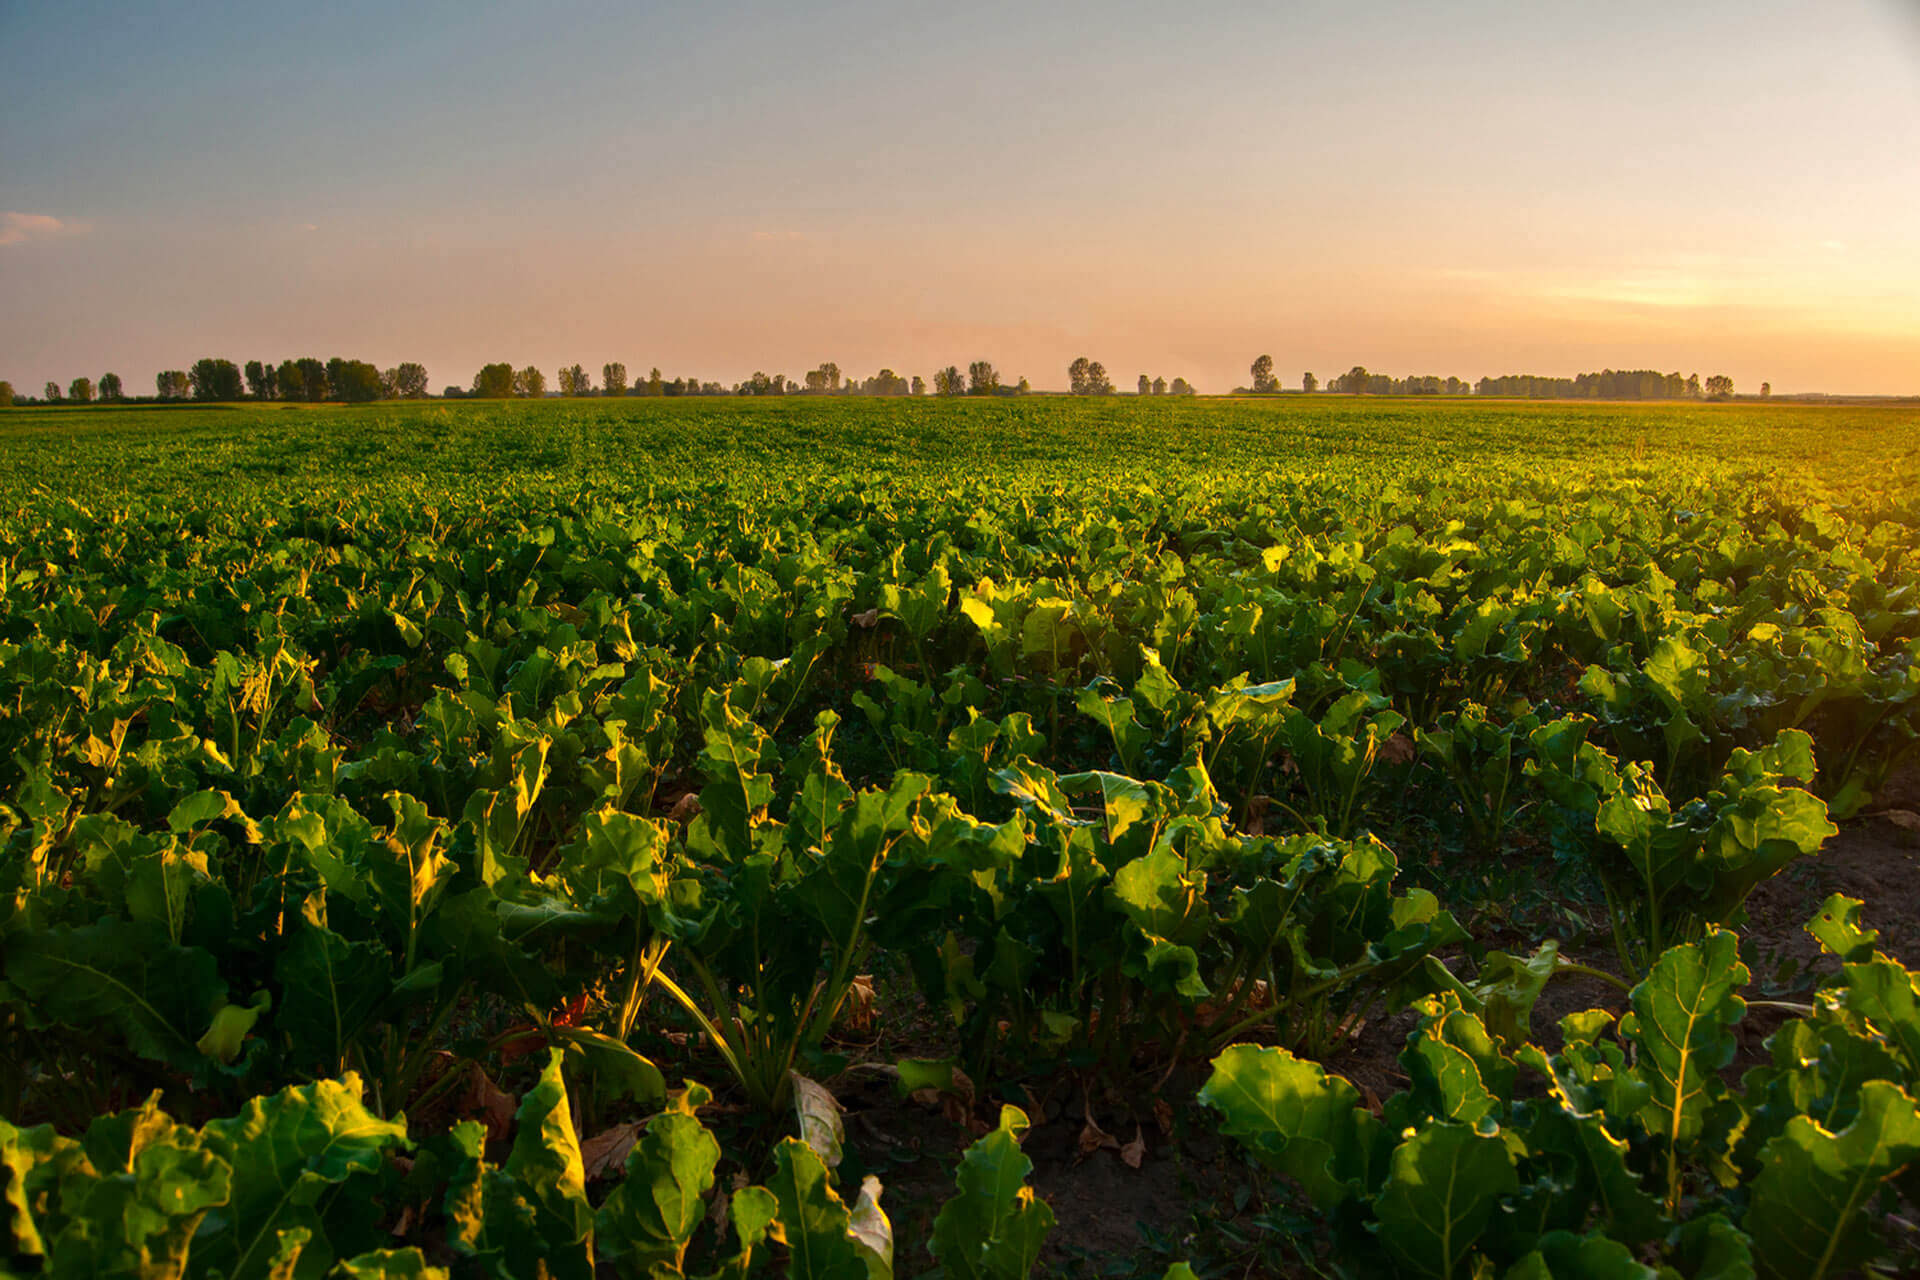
[4,0,1918,393]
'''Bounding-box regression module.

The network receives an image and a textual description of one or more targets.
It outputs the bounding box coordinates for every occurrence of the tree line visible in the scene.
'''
[1235,356,1744,401]
[0,355,1755,407]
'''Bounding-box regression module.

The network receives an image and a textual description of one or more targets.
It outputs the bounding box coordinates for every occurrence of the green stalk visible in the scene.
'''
[649,966,752,1100]
[1552,960,1634,995]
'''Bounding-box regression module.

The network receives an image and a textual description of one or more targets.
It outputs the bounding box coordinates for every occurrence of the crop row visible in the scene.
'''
[4,438,1919,1275]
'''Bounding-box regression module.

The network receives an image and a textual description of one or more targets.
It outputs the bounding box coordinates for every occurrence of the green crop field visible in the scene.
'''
[4,395,1920,1278]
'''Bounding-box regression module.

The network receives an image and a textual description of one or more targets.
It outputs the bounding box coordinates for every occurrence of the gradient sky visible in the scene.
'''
[4,0,1918,395]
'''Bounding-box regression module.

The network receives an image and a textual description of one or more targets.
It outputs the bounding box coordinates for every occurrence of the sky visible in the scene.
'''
[3,0,1919,396]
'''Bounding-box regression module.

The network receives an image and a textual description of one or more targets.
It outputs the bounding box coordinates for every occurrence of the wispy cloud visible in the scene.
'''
[0,212,84,247]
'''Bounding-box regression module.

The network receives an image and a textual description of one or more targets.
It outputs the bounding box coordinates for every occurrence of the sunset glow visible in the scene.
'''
[3,0,1917,394]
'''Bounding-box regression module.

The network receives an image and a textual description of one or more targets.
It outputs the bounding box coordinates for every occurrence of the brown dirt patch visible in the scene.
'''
[1745,812,1920,983]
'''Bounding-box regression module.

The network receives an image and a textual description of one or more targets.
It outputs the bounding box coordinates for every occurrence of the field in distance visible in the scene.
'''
[1,394,1915,502]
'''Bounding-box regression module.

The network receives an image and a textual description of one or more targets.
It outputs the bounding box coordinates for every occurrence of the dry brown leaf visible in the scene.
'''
[835,974,877,1033]
[942,1093,980,1134]
[852,607,881,628]
[1243,794,1271,836]
[461,1062,517,1143]
[1378,732,1417,765]
[389,1203,417,1238]
[1119,1126,1146,1169]
[1077,1116,1119,1161]
[582,1121,646,1180]
[1882,809,1920,831]
[1153,1098,1174,1136]
[668,792,703,824]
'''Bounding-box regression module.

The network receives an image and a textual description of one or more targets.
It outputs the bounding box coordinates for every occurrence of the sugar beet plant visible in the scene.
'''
[1201,899,1920,1280]
[2,398,1918,1274]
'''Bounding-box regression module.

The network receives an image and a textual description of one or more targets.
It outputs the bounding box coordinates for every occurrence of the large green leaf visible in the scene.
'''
[928,1105,1054,1280]
[1400,993,1516,1127]
[443,1054,595,1279]
[5,919,226,1072]
[1197,1044,1380,1210]
[1372,1123,1518,1278]
[1806,893,1878,964]
[1,1116,87,1261]
[1501,1230,1656,1279]
[1618,930,1747,1209]
[764,1138,868,1280]
[505,1048,594,1249]
[335,1247,450,1278]
[596,1083,721,1274]
[1839,957,1920,1075]
[197,1073,409,1280]
[273,923,390,1074]
[1746,1080,1920,1280]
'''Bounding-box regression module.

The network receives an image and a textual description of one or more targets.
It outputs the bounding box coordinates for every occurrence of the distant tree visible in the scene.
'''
[156,370,190,400]
[331,360,383,402]
[294,357,328,401]
[392,362,429,398]
[68,376,93,403]
[44,381,62,402]
[1152,376,1166,395]
[513,366,547,398]
[933,365,964,395]
[1138,374,1151,395]
[1170,377,1193,395]
[1302,371,1318,393]
[645,367,663,395]
[1686,373,1701,399]
[1086,361,1112,394]
[472,362,515,398]
[1016,377,1031,395]
[1345,365,1369,394]
[556,364,589,396]
[911,374,926,396]
[244,360,272,400]
[603,362,628,397]
[1250,354,1277,393]
[189,358,243,401]
[1704,374,1734,400]
[93,372,120,402]
[967,361,999,395]
[1067,357,1091,395]
[1760,381,1771,399]
[0,381,12,406]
